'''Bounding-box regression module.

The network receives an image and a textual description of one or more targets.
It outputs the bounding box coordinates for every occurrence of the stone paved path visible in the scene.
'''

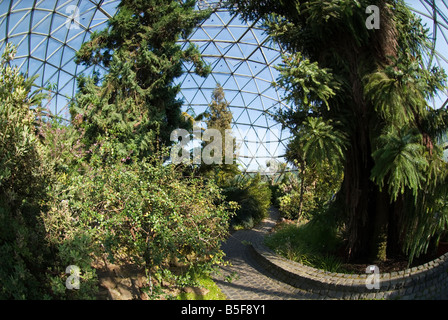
[212,207,313,300]
[213,207,448,300]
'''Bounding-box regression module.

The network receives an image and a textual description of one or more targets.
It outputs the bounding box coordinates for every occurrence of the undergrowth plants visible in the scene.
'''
[265,214,345,273]
[0,40,237,298]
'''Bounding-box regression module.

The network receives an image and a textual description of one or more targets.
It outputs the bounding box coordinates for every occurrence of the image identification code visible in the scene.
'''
[181,304,265,317]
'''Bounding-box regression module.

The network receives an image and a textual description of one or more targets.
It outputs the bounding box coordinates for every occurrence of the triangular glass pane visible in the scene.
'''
[13,35,28,57]
[249,47,266,64]
[46,37,63,59]
[234,75,252,91]
[56,81,72,98]
[43,63,59,83]
[181,88,199,103]
[229,92,245,107]
[216,27,233,42]
[262,47,281,65]
[250,27,268,44]
[12,0,33,10]
[204,12,223,27]
[223,76,239,91]
[225,43,245,59]
[35,0,56,10]
[53,13,70,33]
[0,16,7,37]
[61,58,77,75]
[255,64,274,81]
[13,56,27,70]
[7,11,26,34]
[252,113,269,129]
[215,40,233,52]
[207,42,224,57]
[50,23,69,43]
[57,71,76,90]
[261,95,278,111]
[190,27,210,41]
[247,60,264,76]
[240,29,258,44]
[234,61,252,77]
[11,11,31,35]
[255,78,273,94]
[202,26,222,40]
[32,11,54,34]
[243,92,260,107]
[97,1,119,18]
[60,47,77,66]
[227,26,247,41]
[215,10,233,25]
[66,28,86,49]
[182,73,202,89]
[0,1,11,17]
[238,43,258,58]
[211,72,230,86]
[213,59,232,73]
[30,35,47,59]
[233,107,247,123]
[90,8,110,27]
[28,58,44,79]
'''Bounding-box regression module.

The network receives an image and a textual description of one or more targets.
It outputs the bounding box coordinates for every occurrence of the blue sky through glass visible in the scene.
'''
[1,0,447,171]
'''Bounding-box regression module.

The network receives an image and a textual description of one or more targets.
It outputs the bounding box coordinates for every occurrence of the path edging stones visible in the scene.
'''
[249,231,448,300]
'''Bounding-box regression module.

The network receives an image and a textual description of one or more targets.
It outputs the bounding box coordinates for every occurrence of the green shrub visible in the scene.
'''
[265,213,344,272]
[55,148,235,297]
[223,174,271,229]
[0,44,54,299]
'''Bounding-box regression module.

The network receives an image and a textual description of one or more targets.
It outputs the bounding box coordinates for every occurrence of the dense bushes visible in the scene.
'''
[0,41,237,298]
[269,163,342,222]
[223,174,271,229]
[0,44,53,299]
[38,123,236,298]
[63,151,234,296]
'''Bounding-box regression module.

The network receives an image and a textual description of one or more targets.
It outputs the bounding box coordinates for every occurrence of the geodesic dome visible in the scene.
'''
[0,0,447,172]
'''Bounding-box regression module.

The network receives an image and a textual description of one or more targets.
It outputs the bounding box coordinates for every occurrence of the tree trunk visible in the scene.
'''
[336,1,399,262]
[342,142,376,261]
[369,189,390,263]
[296,161,306,224]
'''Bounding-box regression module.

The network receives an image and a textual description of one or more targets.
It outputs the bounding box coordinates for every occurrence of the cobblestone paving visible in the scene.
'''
[213,207,448,300]
[212,208,315,300]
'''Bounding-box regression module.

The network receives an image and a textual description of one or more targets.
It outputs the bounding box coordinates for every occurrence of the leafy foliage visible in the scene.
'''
[223,174,271,229]
[56,148,235,296]
[0,44,50,299]
[273,162,342,221]
[0,1,235,300]
[227,0,448,263]
[370,126,428,200]
[265,219,344,273]
[199,83,240,183]
[72,0,211,160]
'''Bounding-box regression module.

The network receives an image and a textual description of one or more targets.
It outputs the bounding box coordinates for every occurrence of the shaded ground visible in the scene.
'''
[212,208,315,300]
[214,207,448,300]
[93,206,448,300]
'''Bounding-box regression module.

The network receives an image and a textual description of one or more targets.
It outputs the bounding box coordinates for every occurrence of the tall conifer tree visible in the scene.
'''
[200,83,240,183]
[71,0,211,160]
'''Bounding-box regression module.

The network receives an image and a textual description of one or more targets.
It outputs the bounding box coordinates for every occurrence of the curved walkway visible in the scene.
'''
[213,207,448,300]
[212,207,319,300]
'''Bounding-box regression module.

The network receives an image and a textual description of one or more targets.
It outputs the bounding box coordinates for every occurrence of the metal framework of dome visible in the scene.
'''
[0,0,447,172]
